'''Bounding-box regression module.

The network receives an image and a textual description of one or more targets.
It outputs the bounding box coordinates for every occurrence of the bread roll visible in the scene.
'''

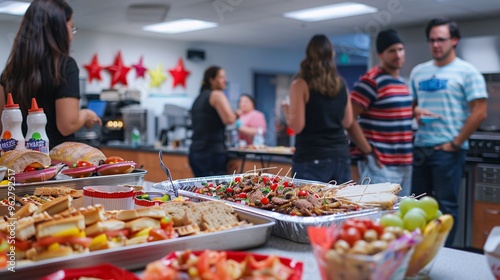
[0,150,51,173]
[49,142,106,166]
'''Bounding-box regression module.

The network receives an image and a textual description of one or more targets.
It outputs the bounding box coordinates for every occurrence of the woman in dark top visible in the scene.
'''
[0,0,101,149]
[282,34,353,183]
[189,66,237,177]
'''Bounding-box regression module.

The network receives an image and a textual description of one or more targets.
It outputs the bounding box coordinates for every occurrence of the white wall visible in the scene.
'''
[372,16,500,78]
[0,22,303,116]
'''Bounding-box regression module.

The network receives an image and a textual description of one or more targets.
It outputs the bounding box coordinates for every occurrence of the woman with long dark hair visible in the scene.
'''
[282,34,353,183]
[0,0,101,148]
[189,66,237,177]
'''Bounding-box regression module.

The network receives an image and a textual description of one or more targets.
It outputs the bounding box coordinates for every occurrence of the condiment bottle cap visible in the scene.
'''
[4,93,19,109]
[28,98,43,113]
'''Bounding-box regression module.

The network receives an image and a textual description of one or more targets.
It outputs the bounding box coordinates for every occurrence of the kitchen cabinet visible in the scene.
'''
[472,200,500,249]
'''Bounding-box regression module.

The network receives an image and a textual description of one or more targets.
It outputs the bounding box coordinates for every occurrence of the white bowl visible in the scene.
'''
[0,166,7,180]
[83,185,134,210]
[484,226,500,279]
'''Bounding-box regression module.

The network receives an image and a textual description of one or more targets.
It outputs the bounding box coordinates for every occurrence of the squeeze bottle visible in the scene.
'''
[1,93,25,153]
[25,98,49,154]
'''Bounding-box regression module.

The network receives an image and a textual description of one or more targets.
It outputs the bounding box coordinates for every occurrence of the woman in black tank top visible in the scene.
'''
[189,66,238,177]
[282,34,353,183]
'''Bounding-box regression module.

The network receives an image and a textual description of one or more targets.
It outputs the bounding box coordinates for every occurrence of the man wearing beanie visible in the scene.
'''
[347,29,413,197]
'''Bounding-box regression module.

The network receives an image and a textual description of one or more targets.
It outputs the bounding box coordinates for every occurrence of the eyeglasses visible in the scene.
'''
[427,37,451,44]
[72,27,78,34]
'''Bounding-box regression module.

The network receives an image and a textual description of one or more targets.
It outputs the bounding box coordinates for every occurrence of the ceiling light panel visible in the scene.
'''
[0,1,30,16]
[143,19,218,34]
[284,2,378,22]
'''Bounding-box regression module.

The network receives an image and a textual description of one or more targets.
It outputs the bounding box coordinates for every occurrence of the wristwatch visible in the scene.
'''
[450,141,461,151]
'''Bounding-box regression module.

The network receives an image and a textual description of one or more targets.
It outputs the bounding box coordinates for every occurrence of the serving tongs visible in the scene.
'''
[158,150,178,198]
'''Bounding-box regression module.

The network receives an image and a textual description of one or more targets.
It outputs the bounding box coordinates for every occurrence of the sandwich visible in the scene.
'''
[26,214,92,261]
[85,219,128,251]
[0,149,51,174]
[49,142,106,166]
[334,183,402,210]
[34,195,73,216]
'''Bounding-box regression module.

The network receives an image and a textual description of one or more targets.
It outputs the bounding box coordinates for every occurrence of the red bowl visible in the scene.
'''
[61,165,97,178]
[40,263,139,280]
[159,250,303,280]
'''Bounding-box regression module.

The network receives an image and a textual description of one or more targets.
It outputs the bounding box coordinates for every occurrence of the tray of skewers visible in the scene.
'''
[152,169,401,243]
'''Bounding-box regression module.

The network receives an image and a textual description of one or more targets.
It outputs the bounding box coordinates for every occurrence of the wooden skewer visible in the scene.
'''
[291,172,297,185]
[273,168,283,179]
[283,167,291,179]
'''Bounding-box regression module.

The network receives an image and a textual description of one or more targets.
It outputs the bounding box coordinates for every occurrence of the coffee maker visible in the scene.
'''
[157,104,192,147]
[121,104,156,146]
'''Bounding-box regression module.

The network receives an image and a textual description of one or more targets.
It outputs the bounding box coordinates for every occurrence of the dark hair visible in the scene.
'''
[200,66,222,93]
[425,18,461,40]
[1,0,73,116]
[296,34,342,97]
[238,94,255,108]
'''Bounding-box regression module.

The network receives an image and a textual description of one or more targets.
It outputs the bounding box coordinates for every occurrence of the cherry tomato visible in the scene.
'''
[283,181,290,187]
[339,227,361,247]
[297,190,308,197]
[343,219,367,236]
[23,166,37,172]
[234,177,241,183]
[105,156,124,164]
[77,161,94,168]
[270,183,278,191]
[261,197,269,205]
[371,223,385,237]
[207,182,214,188]
[262,177,269,184]
[238,193,247,199]
[273,177,281,183]
[225,187,233,193]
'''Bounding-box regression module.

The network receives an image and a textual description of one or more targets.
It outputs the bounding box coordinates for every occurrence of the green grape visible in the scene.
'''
[403,210,427,231]
[380,213,404,228]
[399,197,420,216]
[418,196,439,222]
[405,208,427,220]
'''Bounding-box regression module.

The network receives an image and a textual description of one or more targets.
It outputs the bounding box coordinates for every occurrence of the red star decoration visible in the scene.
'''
[83,54,103,82]
[105,51,131,88]
[168,58,190,88]
[132,56,148,79]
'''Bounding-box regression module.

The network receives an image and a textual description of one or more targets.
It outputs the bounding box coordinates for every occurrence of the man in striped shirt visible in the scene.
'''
[348,29,413,197]
[410,18,487,246]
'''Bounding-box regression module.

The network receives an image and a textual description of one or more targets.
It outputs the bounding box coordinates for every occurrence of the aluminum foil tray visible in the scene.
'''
[154,175,387,244]
[0,169,147,197]
[0,210,274,280]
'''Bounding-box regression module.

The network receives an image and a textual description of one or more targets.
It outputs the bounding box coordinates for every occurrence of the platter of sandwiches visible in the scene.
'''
[0,192,275,280]
[161,173,400,243]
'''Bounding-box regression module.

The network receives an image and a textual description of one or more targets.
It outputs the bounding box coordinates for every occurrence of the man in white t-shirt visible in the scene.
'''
[409,18,488,247]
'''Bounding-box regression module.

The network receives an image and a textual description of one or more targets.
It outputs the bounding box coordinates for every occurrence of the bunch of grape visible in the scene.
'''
[380,196,441,232]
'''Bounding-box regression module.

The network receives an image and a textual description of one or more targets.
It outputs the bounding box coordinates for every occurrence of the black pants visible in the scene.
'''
[189,151,227,177]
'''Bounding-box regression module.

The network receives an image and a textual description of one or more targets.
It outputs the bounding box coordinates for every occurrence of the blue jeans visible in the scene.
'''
[358,155,413,197]
[189,151,227,177]
[412,146,466,247]
[293,156,351,184]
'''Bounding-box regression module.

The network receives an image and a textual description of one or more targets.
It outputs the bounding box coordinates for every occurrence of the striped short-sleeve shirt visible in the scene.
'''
[409,58,488,149]
[350,66,414,166]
